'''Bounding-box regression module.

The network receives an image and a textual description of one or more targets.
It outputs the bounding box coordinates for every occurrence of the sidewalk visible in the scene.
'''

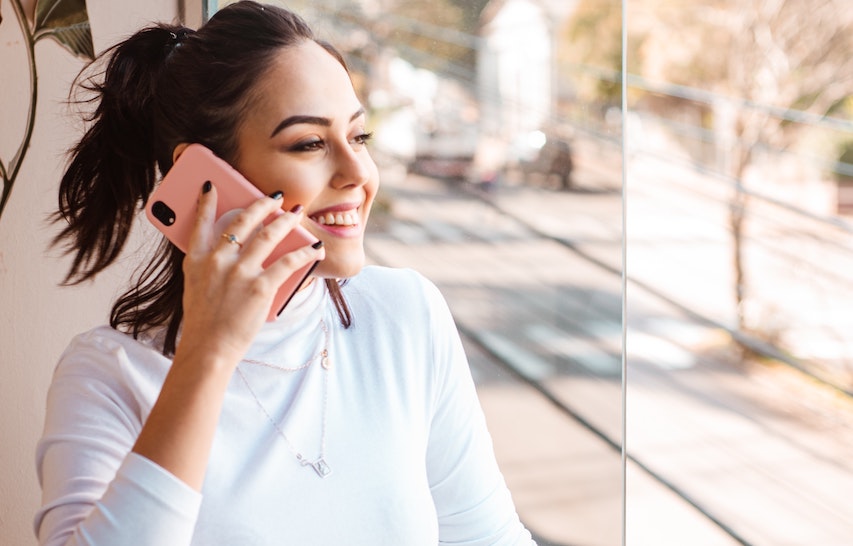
[622,152,853,545]
[366,143,853,544]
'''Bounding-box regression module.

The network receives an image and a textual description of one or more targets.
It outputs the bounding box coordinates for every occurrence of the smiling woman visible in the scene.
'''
[33,2,535,544]
[244,0,627,543]
[232,42,379,279]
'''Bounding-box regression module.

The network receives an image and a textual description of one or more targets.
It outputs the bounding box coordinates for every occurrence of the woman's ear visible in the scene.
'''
[172,143,191,164]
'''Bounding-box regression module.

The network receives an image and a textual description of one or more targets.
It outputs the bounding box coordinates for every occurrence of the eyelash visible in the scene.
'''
[354,131,374,145]
[292,132,374,152]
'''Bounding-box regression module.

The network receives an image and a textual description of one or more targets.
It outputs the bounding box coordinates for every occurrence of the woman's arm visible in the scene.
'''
[36,186,323,545]
[420,279,536,545]
[132,185,322,490]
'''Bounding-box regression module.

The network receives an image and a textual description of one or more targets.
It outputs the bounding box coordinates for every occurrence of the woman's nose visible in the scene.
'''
[330,144,371,189]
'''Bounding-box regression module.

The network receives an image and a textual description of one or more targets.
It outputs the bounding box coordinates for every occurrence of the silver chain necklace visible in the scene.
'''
[235,318,332,478]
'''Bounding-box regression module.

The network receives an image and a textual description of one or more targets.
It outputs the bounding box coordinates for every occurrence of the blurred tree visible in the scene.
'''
[560,0,624,106]
[379,0,471,72]
[295,0,483,75]
[632,0,853,331]
[451,0,491,34]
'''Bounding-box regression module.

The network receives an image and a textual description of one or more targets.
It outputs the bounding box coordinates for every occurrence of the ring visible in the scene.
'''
[221,232,243,248]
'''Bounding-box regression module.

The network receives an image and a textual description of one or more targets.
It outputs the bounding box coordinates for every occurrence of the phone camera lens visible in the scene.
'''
[151,201,176,226]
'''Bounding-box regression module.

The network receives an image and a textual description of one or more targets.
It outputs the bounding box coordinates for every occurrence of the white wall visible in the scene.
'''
[0,2,180,543]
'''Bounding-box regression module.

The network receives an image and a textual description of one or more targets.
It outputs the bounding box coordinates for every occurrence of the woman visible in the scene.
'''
[35,2,535,545]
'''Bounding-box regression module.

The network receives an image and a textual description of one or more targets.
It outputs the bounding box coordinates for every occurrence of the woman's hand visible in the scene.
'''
[175,183,325,368]
[133,183,323,490]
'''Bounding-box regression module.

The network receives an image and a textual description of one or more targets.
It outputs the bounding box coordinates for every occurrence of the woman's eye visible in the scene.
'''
[351,132,374,147]
[293,139,324,152]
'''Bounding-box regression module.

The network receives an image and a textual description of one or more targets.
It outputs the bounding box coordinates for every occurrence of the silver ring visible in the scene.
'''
[221,232,243,248]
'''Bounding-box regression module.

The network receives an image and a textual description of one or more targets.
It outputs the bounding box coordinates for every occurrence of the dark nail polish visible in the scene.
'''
[290,204,304,214]
[202,180,212,193]
[311,240,324,249]
[269,191,283,200]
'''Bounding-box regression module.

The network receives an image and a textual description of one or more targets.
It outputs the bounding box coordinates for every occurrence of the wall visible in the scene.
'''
[0,2,180,543]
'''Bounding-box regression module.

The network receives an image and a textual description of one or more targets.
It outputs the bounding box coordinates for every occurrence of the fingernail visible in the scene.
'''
[269,190,283,200]
[202,180,212,193]
[311,240,324,249]
[290,204,304,214]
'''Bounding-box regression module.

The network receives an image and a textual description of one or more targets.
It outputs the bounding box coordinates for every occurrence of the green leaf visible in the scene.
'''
[32,0,94,60]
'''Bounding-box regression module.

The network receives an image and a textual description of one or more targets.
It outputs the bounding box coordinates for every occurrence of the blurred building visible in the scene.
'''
[477,0,578,171]
[368,0,580,178]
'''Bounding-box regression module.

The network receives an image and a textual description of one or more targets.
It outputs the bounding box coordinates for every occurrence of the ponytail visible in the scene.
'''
[53,25,192,283]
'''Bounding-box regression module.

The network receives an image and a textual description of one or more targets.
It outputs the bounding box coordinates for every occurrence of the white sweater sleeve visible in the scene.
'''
[419,279,536,545]
[34,330,202,546]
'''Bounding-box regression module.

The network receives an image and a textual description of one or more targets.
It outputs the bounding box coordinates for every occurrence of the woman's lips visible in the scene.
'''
[311,210,358,227]
[308,205,362,236]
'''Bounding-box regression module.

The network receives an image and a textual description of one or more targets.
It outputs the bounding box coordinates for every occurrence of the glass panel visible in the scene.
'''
[625,1,853,544]
[208,1,625,543]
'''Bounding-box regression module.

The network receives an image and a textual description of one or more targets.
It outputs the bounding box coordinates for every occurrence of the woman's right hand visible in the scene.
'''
[175,183,325,369]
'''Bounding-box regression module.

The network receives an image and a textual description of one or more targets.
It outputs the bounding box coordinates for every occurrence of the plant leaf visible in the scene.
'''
[32,0,94,60]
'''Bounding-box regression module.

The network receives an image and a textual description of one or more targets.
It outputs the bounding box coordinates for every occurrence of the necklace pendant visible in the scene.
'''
[302,457,332,478]
[321,349,331,370]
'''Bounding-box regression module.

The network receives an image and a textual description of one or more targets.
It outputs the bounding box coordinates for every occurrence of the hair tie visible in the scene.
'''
[164,28,191,55]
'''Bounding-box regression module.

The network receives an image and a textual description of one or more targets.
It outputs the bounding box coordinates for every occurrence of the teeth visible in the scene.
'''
[312,211,358,226]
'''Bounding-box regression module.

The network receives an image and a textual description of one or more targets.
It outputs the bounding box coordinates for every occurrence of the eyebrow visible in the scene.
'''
[269,107,366,138]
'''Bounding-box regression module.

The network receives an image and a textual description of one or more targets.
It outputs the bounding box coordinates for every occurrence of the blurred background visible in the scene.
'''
[2,0,851,544]
[216,0,853,544]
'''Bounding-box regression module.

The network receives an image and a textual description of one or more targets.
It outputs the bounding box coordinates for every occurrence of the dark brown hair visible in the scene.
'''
[53,1,352,355]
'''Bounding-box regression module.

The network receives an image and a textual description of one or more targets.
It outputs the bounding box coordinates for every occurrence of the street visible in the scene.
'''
[364,136,853,545]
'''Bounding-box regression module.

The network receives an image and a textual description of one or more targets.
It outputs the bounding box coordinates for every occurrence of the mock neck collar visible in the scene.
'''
[244,277,329,360]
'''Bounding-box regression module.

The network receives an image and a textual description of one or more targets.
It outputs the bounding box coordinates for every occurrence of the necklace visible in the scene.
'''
[236,317,333,478]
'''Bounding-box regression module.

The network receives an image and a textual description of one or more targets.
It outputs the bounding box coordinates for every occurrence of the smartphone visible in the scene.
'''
[145,143,320,321]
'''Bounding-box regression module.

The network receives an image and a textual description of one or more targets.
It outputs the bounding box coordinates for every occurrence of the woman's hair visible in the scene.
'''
[53,1,352,356]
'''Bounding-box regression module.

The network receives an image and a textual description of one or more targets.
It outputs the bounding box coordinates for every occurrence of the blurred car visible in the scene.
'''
[513,131,574,190]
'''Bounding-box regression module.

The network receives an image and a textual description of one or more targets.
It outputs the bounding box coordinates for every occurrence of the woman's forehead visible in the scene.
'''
[249,41,360,123]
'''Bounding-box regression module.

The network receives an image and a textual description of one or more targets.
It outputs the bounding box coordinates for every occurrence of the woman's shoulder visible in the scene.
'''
[347,265,443,304]
[65,324,163,354]
[56,324,169,377]
[43,326,171,424]
[343,266,454,333]
[349,264,434,288]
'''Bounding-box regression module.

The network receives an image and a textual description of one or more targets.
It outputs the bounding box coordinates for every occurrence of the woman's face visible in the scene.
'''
[233,40,379,279]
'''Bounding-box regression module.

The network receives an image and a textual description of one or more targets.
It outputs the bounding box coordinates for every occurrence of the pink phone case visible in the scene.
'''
[145,143,320,321]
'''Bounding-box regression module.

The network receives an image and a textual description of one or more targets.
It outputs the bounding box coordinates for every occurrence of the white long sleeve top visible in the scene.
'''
[35,266,535,545]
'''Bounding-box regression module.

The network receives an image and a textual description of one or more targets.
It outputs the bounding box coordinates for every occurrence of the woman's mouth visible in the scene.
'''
[307,205,364,238]
[310,210,359,227]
